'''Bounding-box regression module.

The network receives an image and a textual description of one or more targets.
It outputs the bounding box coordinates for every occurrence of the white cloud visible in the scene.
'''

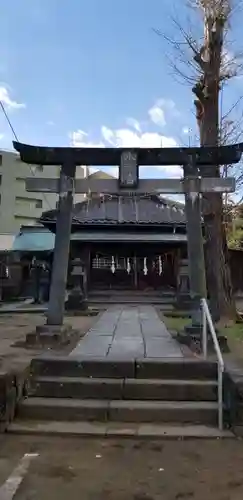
[101,126,114,145]
[69,129,104,148]
[69,97,183,178]
[0,86,25,110]
[157,98,178,113]
[106,128,182,178]
[101,125,177,149]
[148,104,166,127]
[70,125,182,178]
[103,127,141,147]
[0,133,4,141]
[126,117,141,133]
[148,98,179,127]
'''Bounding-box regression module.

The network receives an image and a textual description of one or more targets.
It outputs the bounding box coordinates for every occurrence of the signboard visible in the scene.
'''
[119,150,138,188]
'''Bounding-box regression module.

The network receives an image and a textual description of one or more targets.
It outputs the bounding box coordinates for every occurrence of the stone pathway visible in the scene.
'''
[70,305,183,359]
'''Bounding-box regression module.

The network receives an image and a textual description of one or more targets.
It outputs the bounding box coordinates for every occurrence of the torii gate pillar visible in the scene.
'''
[183,160,207,337]
[46,162,76,328]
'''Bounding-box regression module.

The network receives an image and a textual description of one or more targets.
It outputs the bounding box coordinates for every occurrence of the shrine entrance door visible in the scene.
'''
[88,245,178,292]
[90,252,135,290]
[136,253,177,291]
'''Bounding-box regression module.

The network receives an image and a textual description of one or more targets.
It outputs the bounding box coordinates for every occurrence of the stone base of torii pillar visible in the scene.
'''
[176,303,229,353]
[25,323,73,347]
[176,328,229,353]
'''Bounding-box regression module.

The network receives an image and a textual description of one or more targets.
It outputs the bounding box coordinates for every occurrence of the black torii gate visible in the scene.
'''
[13,141,242,341]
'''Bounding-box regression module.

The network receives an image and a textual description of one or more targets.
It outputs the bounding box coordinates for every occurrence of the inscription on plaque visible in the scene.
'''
[119,150,138,188]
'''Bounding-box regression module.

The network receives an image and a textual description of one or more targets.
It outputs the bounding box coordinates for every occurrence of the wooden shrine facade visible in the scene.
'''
[72,242,181,292]
[88,246,178,291]
[41,193,187,294]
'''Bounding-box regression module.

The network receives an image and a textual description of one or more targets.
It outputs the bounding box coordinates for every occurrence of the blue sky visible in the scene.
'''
[0,0,242,178]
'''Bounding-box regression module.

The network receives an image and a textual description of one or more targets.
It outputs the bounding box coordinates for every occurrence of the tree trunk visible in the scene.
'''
[192,8,237,321]
[202,189,235,320]
[199,82,236,320]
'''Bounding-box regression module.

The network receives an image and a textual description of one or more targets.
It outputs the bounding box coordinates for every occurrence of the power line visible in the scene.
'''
[0,100,53,211]
[0,101,19,142]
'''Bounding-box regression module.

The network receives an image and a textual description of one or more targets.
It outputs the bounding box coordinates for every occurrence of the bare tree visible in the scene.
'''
[220,100,243,207]
[220,111,243,251]
[158,0,243,319]
[193,0,241,320]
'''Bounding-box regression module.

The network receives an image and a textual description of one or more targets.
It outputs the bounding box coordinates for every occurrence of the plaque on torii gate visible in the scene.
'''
[13,141,242,343]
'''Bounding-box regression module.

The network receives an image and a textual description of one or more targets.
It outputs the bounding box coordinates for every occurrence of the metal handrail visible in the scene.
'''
[201,298,224,431]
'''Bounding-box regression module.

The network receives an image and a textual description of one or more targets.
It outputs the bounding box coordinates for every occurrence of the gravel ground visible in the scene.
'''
[0,435,243,499]
[0,312,100,371]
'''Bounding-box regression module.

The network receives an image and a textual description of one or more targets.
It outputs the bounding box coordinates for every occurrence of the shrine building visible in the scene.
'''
[40,184,188,295]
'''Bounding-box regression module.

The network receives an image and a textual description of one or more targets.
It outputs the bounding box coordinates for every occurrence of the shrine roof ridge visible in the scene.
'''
[13,141,243,166]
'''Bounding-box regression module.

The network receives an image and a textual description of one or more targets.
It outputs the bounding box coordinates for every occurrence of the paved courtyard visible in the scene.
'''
[70,305,183,359]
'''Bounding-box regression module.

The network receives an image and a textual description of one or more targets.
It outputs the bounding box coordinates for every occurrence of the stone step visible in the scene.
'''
[8,420,234,439]
[31,356,218,380]
[89,290,176,296]
[89,299,175,308]
[17,397,219,424]
[31,357,135,379]
[88,298,175,305]
[87,290,176,305]
[136,360,218,380]
[31,376,218,402]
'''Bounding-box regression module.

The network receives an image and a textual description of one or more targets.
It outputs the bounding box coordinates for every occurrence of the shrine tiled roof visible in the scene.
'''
[41,194,186,226]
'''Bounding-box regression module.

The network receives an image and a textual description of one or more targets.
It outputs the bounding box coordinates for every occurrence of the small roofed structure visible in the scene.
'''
[40,191,187,292]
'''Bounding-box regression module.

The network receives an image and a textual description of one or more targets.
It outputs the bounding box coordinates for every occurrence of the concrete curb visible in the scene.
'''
[0,307,47,315]
[0,307,101,315]
[7,420,234,440]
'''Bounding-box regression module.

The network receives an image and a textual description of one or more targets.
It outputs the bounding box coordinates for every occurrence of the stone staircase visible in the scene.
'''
[88,290,176,308]
[8,356,233,438]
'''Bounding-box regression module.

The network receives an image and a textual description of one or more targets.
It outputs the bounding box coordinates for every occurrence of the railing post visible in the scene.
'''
[201,298,224,431]
[202,300,207,359]
[218,364,224,432]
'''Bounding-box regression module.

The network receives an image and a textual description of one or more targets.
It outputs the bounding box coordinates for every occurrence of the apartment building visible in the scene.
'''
[0,149,88,235]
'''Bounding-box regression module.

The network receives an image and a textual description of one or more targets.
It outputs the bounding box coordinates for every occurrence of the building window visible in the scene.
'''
[0,155,2,166]
[36,199,43,209]
[0,174,2,185]
[37,164,44,172]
